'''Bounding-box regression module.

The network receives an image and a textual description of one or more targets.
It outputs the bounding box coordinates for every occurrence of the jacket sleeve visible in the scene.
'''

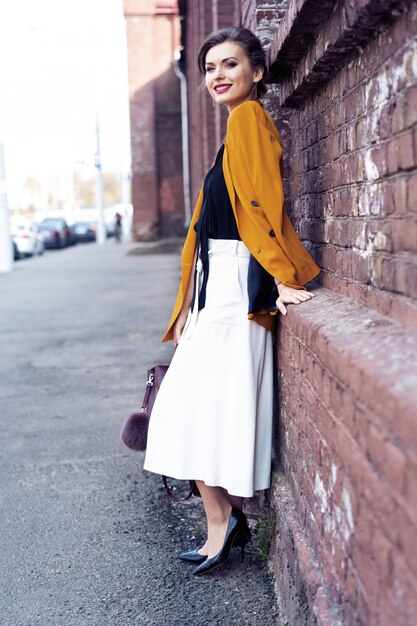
[228,103,284,223]
[227,101,320,289]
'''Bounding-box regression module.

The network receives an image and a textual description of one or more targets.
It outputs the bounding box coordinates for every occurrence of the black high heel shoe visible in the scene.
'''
[193,507,248,576]
[178,525,250,565]
[177,549,207,564]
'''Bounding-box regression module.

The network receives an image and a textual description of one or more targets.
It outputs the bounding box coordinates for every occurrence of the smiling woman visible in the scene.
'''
[198,28,268,110]
[203,46,261,111]
[142,26,320,577]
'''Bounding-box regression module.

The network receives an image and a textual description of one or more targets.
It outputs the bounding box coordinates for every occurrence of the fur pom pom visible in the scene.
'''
[120,411,149,451]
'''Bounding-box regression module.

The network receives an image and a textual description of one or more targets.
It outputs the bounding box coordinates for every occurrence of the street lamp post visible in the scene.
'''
[0,141,13,273]
[94,115,106,245]
[73,160,85,215]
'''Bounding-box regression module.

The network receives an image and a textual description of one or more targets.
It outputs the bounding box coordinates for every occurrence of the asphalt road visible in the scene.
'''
[0,241,279,626]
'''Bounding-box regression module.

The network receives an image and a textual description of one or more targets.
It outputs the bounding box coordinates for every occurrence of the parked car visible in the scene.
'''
[39,218,76,248]
[70,221,97,242]
[12,237,19,260]
[37,220,67,249]
[9,218,45,257]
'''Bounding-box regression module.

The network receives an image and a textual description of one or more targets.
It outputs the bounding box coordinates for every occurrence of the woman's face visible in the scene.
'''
[204,41,263,113]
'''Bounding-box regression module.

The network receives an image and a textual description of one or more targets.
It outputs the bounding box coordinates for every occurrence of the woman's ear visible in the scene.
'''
[254,67,264,83]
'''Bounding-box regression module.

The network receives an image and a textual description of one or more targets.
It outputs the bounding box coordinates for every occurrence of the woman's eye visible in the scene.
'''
[205,62,237,72]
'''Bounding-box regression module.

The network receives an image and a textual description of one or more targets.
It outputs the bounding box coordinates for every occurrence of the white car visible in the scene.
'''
[10,218,45,257]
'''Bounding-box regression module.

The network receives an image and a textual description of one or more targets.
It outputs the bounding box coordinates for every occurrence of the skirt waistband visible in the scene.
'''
[207,238,250,257]
[184,239,249,341]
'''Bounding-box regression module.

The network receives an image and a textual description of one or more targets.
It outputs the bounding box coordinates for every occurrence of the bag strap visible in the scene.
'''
[162,476,196,502]
[141,371,155,412]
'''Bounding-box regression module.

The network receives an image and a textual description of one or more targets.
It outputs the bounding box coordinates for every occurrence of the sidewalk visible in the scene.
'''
[0,242,279,626]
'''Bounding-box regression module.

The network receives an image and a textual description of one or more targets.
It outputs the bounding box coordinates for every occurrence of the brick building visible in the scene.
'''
[124,0,185,240]
[178,1,417,625]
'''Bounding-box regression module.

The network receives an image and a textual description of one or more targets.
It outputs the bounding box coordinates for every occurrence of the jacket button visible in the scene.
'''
[250,200,259,207]
[269,229,275,237]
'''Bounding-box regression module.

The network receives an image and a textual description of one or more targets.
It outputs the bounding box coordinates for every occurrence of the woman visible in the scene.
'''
[143,26,320,576]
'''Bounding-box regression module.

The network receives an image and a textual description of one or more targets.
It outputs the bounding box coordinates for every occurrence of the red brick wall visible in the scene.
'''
[276,7,417,329]
[124,0,184,240]
[249,1,417,624]
[155,64,186,237]
[273,290,417,625]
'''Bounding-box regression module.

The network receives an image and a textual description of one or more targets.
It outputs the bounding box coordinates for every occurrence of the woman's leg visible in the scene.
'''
[195,480,232,558]
[223,490,243,511]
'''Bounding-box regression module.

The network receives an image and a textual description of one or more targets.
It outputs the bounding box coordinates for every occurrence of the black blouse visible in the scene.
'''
[192,143,278,316]
[194,143,240,240]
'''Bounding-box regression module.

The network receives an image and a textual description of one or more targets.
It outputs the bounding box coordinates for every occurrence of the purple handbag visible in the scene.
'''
[121,364,169,451]
[120,364,200,501]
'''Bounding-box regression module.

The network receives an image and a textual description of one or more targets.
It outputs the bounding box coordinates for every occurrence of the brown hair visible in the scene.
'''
[197,26,268,97]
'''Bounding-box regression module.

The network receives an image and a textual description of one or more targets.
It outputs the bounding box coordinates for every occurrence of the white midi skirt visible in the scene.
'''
[143,238,273,498]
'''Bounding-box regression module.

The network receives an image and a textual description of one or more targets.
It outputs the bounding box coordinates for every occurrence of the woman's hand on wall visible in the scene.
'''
[173,307,190,346]
[275,285,316,316]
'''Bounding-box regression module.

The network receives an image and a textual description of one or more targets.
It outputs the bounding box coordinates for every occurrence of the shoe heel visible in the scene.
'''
[234,526,251,562]
[235,526,251,548]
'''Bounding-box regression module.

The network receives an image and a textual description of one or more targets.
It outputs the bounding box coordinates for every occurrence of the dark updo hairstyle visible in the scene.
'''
[197,26,268,98]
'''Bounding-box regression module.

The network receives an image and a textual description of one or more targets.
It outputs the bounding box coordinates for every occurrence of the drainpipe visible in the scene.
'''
[174,47,191,227]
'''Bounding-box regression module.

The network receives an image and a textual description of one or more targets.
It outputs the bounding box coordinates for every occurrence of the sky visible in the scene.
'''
[0,0,131,209]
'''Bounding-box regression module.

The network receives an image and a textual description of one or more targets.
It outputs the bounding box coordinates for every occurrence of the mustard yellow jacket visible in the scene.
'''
[161,99,320,343]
